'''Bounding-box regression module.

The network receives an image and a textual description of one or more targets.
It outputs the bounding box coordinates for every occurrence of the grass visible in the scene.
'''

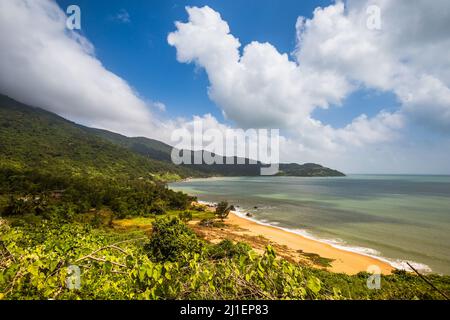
[112,208,216,231]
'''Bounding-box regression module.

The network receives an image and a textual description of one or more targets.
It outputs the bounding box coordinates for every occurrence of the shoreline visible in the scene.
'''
[226,210,394,275]
[171,175,438,275]
[195,201,394,275]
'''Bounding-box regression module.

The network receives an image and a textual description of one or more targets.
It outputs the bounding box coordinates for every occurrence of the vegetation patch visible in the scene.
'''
[1,215,450,300]
[298,251,334,268]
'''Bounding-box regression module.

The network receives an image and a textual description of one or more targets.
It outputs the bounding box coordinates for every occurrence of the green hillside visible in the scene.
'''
[278,163,345,177]
[0,94,199,180]
[0,94,344,178]
[87,127,174,163]
[0,94,196,222]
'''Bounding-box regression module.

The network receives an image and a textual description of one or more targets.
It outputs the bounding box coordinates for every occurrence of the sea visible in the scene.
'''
[169,175,450,274]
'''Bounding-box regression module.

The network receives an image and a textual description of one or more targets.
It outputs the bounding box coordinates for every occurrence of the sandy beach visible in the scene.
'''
[229,212,394,274]
[192,203,394,275]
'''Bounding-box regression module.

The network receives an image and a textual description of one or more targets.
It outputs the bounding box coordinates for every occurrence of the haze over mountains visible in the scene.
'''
[0,94,344,178]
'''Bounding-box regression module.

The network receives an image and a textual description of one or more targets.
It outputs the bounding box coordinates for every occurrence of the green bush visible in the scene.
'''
[199,218,225,228]
[207,239,251,260]
[1,196,31,216]
[145,217,203,262]
[149,199,166,215]
[178,211,193,222]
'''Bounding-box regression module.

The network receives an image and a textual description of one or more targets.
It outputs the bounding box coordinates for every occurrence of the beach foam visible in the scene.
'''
[199,200,433,273]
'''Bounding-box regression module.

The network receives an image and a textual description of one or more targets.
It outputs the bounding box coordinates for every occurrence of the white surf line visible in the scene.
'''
[198,200,433,273]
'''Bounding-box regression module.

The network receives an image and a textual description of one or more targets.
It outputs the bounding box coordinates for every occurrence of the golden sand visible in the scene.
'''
[212,210,394,275]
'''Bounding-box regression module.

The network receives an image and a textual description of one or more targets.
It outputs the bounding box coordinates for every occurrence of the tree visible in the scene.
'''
[215,201,233,221]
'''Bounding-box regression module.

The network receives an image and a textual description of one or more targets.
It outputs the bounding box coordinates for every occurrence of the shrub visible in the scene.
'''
[207,239,251,260]
[193,205,206,212]
[145,217,203,262]
[149,199,166,215]
[199,218,225,228]
[178,211,193,223]
[199,218,214,227]
[111,199,129,218]
[1,196,32,216]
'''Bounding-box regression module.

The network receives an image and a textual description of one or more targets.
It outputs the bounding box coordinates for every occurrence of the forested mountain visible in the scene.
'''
[89,123,345,177]
[0,94,344,178]
[278,163,344,177]
[0,94,200,180]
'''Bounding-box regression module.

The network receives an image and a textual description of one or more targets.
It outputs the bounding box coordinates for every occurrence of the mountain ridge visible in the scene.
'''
[0,94,345,178]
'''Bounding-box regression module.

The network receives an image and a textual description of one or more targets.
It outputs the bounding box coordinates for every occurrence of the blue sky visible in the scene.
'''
[55,0,397,127]
[2,0,450,173]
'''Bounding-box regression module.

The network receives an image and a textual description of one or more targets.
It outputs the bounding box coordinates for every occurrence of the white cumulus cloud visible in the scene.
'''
[295,0,450,131]
[0,0,156,137]
[167,5,406,151]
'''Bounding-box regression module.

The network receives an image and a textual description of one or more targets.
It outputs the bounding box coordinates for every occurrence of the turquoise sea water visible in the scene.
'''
[169,175,450,274]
